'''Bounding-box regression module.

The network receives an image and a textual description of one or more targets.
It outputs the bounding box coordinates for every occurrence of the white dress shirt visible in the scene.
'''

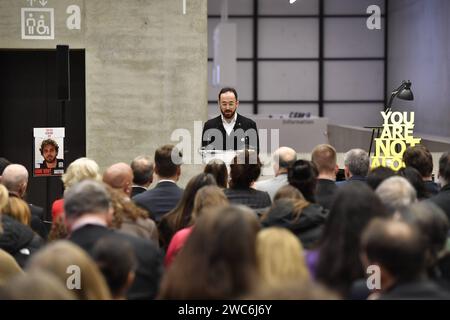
[221,112,237,136]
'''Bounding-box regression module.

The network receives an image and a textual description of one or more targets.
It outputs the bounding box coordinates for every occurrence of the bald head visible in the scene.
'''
[102,163,133,197]
[1,164,29,197]
[273,147,297,176]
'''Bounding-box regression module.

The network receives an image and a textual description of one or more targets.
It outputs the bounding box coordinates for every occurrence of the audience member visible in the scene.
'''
[255,147,297,200]
[361,218,450,300]
[158,205,259,299]
[225,151,271,214]
[256,227,310,287]
[403,145,440,196]
[366,166,396,190]
[130,155,154,198]
[204,159,228,188]
[0,249,23,287]
[164,185,229,267]
[311,144,338,210]
[338,149,370,186]
[376,176,417,215]
[398,167,429,200]
[64,180,163,300]
[315,182,390,297]
[92,237,137,300]
[133,145,184,223]
[429,152,450,220]
[159,173,217,250]
[26,240,111,300]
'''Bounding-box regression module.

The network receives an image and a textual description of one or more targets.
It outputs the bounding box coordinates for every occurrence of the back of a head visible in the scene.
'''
[401,202,449,261]
[403,145,433,178]
[311,144,337,174]
[130,155,153,185]
[366,166,396,190]
[102,162,133,195]
[169,173,217,230]
[397,167,429,199]
[64,180,111,221]
[62,157,101,190]
[191,185,228,223]
[26,240,111,300]
[256,227,310,286]
[0,270,75,300]
[158,205,258,299]
[154,144,182,179]
[273,185,304,202]
[344,149,369,177]
[438,151,450,186]
[376,176,417,215]
[274,147,297,172]
[229,150,262,189]
[361,218,427,282]
[204,159,228,188]
[1,164,28,193]
[92,236,137,298]
[5,197,31,226]
[288,159,317,203]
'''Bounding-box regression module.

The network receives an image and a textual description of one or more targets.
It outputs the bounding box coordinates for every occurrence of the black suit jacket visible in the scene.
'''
[131,186,147,198]
[428,184,450,221]
[69,224,163,300]
[133,181,183,223]
[202,114,260,154]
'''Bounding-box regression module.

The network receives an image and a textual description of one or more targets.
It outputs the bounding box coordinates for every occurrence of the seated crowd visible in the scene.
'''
[1,143,450,300]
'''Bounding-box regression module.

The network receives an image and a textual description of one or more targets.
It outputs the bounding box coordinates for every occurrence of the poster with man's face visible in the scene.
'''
[33,128,65,177]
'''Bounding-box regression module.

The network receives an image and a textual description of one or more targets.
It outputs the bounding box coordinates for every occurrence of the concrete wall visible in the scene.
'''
[388,0,450,138]
[0,0,207,185]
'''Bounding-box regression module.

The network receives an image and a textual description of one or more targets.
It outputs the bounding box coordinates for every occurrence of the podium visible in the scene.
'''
[199,149,256,165]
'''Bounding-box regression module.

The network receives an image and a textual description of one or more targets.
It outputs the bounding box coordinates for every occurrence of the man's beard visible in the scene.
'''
[221,109,236,120]
[45,156,56,163]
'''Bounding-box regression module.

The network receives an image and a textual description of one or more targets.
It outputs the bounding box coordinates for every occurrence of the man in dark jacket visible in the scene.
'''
[429,152,450,220]
[202,87,259,154]
[65,179,163,300]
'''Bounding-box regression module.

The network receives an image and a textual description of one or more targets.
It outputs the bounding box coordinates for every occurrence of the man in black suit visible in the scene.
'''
[65,179,163,300]
[133,145,184,223]
[130,155,153,198]
[429,152,450,220]
[202,87,259,154]
[1,163,47,239]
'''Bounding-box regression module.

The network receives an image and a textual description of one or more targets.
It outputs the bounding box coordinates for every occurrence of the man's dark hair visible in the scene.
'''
[64,180,111,219]
[92,237,137,298]
[438,151,450,183]
[229,151,261,189]
[154,145,182,178]
[403,145,433,178]
[218,87,238,101]
[130,156,153,185]
[0,157,11,175]
[39,139,59,155]
[366,166,396,190]
[361,218,427,282]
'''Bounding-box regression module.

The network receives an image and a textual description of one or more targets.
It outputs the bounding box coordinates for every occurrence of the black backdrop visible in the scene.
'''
[0,49,86,221]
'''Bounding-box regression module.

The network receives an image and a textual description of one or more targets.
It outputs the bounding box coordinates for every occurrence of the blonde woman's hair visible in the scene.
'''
[5,197,31,226]
[0,184,8,233]
[27,240,111,300]
[190,185,229,223]
[256,227,310,287]
[62,157,101,189]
